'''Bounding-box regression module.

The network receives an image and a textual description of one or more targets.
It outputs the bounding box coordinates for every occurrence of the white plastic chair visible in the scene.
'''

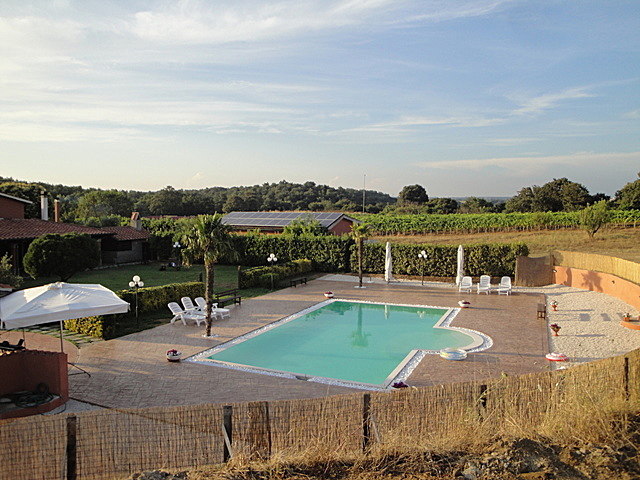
[194,296,230,320]
[477,275,491,294]
[181,296,197,311]
[497,276,512,295]
[168,302,188,325]
[458,276,473,293]
[194,296,218,310]
[168,302,204,326]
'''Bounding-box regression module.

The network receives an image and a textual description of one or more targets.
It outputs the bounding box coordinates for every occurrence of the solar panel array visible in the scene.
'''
[222,211,347,228]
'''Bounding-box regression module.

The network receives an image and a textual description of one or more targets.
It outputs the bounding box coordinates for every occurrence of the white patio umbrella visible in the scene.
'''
[456,245,465,286]
[384,242,394,283]
[0,282,130,351]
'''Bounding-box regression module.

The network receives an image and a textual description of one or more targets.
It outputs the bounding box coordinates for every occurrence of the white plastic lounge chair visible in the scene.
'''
[458,276,473,293]
[181,296,198,312]
[477,275,491,294]
[168,302,204,326]
[194,296,230,320]
[497,276,512,295]
[194,296,218,310]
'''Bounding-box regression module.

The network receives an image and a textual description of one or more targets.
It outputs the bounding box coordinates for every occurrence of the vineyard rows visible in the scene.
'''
[351,210,640,235]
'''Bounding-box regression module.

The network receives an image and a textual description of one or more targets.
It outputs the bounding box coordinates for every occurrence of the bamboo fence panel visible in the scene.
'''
[369,381,482,448]
[261,394,363,457]
[0,415,67,480]
[74,404,224,480]
[553,251,640,285]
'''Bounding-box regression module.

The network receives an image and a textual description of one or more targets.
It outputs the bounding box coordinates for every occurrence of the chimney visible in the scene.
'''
[130,212,142,230]
[54,199,61,222]
[40,190,49,221]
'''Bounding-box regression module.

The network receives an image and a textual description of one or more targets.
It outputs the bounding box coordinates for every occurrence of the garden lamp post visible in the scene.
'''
[418,250,427,286]
[129,275,144,327]
[267,253,277,290]
[172,241,181,267]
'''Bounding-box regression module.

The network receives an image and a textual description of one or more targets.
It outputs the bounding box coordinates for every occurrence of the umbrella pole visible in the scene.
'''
[59,320,65,353]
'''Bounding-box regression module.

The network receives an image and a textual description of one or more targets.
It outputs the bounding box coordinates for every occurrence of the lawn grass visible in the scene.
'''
[20,262,273,337]
[23,262,225,292]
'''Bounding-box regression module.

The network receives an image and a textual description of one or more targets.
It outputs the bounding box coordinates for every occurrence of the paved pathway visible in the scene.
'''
[58,275,550,409]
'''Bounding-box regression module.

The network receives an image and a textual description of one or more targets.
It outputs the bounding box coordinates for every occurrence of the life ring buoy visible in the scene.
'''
[439,348,467,361]
[545,352,568,362]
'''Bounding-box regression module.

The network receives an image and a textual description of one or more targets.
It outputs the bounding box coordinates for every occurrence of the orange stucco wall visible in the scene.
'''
[554,266,640,312]
[0,350,69,419]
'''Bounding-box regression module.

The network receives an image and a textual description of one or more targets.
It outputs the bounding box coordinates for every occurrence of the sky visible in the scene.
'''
[1,0,639,199]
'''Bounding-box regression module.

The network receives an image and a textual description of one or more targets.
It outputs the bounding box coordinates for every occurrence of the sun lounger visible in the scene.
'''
[194,296,230,320]
[458,276,473,293]
[477,275,491,294]
[497,276,512,295]
[168,302,204,326]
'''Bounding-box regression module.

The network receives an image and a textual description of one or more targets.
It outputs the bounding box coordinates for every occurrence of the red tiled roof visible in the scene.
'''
[101,226,150,241]
[0,219,111,241]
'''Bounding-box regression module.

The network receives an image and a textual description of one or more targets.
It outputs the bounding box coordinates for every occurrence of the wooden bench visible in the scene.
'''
[215,288,241,307]
[289,277,307,288]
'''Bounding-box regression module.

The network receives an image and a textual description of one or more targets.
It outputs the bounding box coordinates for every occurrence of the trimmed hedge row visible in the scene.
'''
[226,234,352,272]
[63,281,204,340]
[351,242,529,278]
[239,259,313,288]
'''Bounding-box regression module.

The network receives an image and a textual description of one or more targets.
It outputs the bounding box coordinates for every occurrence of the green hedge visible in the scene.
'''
[226,235,352,272]
[63,281,205,340]
[350,242,529,278]
[239,259,313,288]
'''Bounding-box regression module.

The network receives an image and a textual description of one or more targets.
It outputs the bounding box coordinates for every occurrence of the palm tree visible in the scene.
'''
[350,222,371,288]
[181,214,236,337]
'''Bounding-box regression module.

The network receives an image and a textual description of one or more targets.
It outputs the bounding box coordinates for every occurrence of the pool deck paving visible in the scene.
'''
[4,275,550,410]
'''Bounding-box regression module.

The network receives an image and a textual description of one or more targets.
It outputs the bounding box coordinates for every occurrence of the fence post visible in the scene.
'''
[624,356,630,401]
[478,384,488,419]
[66,414,77,480]
[362,393,371,452]
[247,401,272,459]
[223,405,233,463]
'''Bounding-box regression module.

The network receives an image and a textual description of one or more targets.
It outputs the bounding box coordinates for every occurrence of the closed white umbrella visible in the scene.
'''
[384,242,394,283]
[0,282,130,351]
[456,245,465,286]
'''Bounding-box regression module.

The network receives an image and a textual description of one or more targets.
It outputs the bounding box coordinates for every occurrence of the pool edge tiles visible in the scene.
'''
[186,299,493,391]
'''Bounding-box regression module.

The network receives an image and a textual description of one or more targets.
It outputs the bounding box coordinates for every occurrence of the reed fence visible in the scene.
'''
[553,250,640,285]
[1,348,638,480]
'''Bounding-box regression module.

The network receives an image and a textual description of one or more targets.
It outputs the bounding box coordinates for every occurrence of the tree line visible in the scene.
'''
[1,174,639,227]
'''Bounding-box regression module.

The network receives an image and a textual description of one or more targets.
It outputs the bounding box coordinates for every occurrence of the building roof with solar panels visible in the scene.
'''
[221,211,360,235]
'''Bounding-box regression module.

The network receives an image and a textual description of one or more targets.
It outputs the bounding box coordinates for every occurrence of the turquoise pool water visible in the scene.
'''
[198,300,484,387]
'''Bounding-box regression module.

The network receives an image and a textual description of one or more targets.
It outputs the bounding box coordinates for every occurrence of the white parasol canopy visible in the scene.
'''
[456,245,465,286]
[384,242,394,283]
[0,282,129,330]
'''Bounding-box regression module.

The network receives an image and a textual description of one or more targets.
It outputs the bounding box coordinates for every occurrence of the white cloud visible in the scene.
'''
[510,87,594,116]
[417,151,640,172]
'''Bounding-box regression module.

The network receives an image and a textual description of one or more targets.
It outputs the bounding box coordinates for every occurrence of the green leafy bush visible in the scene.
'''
[239,259,313,288]
[350,242,528,278]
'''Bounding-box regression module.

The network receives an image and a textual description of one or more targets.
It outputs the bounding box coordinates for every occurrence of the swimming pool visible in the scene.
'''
[189,299,490,389]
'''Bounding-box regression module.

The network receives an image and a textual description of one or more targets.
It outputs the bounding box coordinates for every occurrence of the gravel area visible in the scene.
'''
[520,284,640,369]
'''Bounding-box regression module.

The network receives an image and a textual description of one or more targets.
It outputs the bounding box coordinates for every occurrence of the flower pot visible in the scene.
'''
[324,292,334,298]
[458,301,471,308]
[166,349,182,362]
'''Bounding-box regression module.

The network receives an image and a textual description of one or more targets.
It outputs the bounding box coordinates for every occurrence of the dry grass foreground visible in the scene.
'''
[130,415,640,480]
